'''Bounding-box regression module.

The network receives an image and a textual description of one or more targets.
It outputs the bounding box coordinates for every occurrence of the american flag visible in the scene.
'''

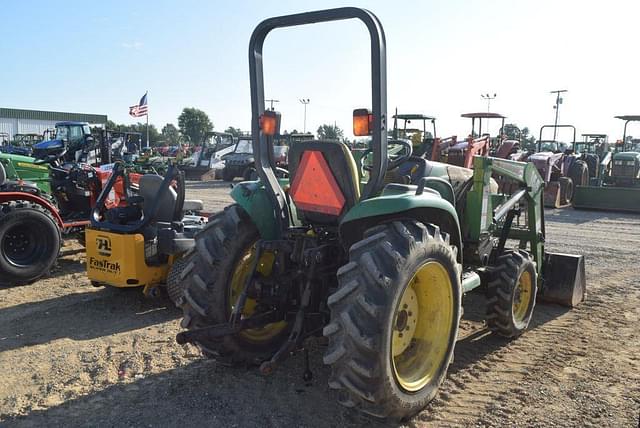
[129,92,148,117]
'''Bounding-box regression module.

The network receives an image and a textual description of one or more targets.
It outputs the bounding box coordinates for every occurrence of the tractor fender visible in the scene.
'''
[339,190,462,263]
[230,181,280,239]
[0,192,64,228]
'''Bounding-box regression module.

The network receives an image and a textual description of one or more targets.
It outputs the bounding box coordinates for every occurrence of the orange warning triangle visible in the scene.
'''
[290,150,346,216]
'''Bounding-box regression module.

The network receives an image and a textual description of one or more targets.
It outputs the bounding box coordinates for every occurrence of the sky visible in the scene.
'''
[1,0,639,141]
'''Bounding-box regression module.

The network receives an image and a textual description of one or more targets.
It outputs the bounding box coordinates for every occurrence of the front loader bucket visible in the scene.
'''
[573,185,640,213]
[539,252,586,307]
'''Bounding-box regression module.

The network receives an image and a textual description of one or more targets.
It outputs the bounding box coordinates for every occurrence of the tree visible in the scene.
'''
[178,108,213,144]
[224,126,243,137]
[317,124,344,141]
[504,123,535,150]
[162,123,181,145]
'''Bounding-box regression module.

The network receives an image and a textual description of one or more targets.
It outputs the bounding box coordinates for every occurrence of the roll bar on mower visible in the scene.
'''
[538,124,577,151]
[249,7,388,234]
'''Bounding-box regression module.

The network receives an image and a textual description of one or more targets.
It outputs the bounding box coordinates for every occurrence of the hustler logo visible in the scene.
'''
[96,235,112,256]
[89,257,121,274]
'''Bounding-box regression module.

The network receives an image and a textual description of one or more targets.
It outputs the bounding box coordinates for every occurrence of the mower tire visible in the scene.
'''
[559,176,573,204]
[180,204,288,363]
[166,252,194,307]
[324,220,461,420]
[0,201,61,287]
[486,250,537,338]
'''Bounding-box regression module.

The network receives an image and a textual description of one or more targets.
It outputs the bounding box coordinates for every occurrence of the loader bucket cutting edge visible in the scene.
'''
[540,252,586,307]
[573,185,640,213]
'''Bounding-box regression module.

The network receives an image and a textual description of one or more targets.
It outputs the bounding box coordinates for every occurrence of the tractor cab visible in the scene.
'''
[33,121,98,165]
[392,112,437,157]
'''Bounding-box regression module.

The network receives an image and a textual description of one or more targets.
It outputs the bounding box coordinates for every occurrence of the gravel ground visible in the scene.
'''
[1,179,638,427]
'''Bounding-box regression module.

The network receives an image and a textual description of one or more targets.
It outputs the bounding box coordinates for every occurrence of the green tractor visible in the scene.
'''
[573,116,640,212]
[0,152,51,193]
[175,7,586,420]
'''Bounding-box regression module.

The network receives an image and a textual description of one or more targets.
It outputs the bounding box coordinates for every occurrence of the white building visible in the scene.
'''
[0,108,107,140]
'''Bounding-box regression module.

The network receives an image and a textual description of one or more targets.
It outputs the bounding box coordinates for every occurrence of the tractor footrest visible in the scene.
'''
[540,252,586,307]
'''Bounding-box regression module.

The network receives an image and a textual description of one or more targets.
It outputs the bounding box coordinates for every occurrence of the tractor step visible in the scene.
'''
[539,252,586,307]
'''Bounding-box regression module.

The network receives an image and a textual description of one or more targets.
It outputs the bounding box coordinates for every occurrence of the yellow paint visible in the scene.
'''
[229,243,286,343]
[513,270,533,323]
[392,261,454,392]
[86,228,168,288]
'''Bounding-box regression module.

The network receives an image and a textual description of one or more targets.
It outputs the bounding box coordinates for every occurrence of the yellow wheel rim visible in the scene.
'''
[229,244,286,343]
[513,270,533,323]
[391,261,454,392]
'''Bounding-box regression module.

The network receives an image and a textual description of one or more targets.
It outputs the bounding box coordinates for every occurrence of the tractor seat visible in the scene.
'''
[0,162,41,195]
[138,174,178,224]
[288,140,360,225]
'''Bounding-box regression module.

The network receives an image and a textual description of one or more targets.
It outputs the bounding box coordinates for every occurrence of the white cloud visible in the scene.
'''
[121,41,143,50]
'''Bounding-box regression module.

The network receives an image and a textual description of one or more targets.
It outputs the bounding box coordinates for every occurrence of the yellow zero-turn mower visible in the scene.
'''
[86,162,206,304]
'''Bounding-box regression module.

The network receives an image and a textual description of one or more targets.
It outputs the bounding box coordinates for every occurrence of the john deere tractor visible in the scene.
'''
[573,116,640,212]
[175,8,585,420]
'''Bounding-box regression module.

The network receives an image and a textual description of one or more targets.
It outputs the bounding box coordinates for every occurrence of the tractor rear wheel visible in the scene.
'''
[324,220,461,420]
[486,250,537,338]
[180,205,288,363]
[569,159,589,187]
[0,201,61,286]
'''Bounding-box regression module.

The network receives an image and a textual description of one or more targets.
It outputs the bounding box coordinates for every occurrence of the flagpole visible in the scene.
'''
[146,91,150,149]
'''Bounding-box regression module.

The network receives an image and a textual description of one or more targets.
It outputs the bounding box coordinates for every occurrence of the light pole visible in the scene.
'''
[266,99,279,111]
[299,98,310,133]
[550,89,568,141]
[481,93,497,112]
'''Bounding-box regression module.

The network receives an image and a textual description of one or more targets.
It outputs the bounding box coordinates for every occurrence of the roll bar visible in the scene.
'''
[249,7,388,234]
[538,124,577,151]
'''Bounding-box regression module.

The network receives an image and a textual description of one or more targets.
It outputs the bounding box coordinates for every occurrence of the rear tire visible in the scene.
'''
[0,201,61,286]
[180,205,288,363]
[486,250,537,338]
[324,220,461,420]
[569,159,589,187]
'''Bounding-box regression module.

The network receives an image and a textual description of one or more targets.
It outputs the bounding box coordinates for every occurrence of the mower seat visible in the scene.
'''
[138,174,178,224]
[288,140,360,225]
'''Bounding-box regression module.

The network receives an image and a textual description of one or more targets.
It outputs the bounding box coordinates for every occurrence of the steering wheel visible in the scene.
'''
[361,139,413,172]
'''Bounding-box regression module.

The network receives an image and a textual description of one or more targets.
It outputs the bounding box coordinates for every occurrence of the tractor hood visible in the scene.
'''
[528,151,558,163]
[613,151,640,162]
[223,153,254,164]
[33,139,64,151]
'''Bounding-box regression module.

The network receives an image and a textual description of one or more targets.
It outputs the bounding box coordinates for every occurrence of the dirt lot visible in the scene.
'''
[1,180,639,427]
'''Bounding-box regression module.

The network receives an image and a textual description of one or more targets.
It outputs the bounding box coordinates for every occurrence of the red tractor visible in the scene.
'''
[0,137,137,286]
[431,112,506,168]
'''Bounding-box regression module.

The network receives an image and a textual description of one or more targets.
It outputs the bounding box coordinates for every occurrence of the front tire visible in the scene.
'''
[486,250,537,338]
[324,220,461,420]
[0,201,61,286]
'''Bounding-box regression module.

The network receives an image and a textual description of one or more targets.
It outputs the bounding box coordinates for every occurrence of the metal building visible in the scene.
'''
[0,108,108,140]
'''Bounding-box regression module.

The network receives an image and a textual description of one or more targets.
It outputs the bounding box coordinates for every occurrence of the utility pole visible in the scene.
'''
[266,99,279,111]
[550,89,568,141]
[299,98,310,133]
[481,93,497,112]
